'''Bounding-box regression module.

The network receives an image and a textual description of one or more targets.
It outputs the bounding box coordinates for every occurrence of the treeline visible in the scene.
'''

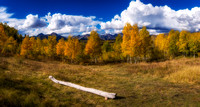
[1,23,200,64]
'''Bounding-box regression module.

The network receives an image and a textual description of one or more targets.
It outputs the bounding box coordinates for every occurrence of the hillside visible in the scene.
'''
[0,57,200,106]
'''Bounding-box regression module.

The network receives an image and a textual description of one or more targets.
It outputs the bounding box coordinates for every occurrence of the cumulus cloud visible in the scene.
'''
[0,8,100,36]
[21,14,47,29]
[43,13,99,35]
[2,0,200,36]
[101,0,200,34]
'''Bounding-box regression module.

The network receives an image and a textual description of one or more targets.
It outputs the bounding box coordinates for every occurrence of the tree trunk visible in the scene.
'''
[49,76,116,99]
[94,57,97,64]
[127,56,129,63]
[134,57,137,64]
[144,55,147,61]
[130,57,132,64]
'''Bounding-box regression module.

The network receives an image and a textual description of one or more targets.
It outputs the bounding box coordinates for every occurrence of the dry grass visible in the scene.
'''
[165,66,200,84]
[0,56,200,106]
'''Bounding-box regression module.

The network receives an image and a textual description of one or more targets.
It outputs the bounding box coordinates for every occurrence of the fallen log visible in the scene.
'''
[49,76,116,99]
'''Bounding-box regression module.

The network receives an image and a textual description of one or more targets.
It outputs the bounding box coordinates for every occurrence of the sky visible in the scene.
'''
[1,0,200,36]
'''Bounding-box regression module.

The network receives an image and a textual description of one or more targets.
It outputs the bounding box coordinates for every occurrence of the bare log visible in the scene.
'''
[49,76,116,99]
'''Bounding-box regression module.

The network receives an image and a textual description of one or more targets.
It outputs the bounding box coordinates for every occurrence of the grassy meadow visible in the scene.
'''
[0,56,200,106]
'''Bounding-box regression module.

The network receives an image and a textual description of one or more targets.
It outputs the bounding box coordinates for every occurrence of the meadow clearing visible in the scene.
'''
[0,56,200,106]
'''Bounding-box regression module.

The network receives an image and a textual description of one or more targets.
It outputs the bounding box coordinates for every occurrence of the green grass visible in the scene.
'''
[0,57,200,106]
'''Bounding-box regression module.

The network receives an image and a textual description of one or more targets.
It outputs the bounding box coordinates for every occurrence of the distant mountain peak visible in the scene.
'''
[35,32,121,41]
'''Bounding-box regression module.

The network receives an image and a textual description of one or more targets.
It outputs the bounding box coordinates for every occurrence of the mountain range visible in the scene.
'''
[34,32,121,40]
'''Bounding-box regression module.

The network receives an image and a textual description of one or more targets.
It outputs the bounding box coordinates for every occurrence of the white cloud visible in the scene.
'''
[21,14,47,29]
[2,0,200,36]
[0,8,100,36]
[44,13,99,35]
[101,0,200,34]
[0,7,13,20]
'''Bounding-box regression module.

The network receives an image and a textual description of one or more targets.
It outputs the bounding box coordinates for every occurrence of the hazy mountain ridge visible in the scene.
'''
[35,33,121,40]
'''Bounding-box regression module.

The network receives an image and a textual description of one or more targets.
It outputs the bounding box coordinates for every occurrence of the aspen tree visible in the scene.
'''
[85,30,101,63]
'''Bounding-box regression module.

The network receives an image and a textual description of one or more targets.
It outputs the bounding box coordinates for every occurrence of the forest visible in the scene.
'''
[1,23,200,64]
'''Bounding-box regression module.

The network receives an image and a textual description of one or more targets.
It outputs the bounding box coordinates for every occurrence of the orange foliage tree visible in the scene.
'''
[85,30,101,63]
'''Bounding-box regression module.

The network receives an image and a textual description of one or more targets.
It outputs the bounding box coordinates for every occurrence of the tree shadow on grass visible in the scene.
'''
[114,96,126,100]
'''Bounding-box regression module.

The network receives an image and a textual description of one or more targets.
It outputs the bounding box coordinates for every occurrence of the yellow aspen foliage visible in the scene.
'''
[121,23,141,63]
[177,30,190,56]
[167,30,179,57]
[0,24,8,53]
[45,36,57,58]
[64,36,81,61]
[139,26,151,60]
[28,37,36,58]
[189,32,200,57]
[56,38,65,56]
[113,34,123,60]
[121,23,132,57]
[0,24,8,43]
[20,36,30,57]
[113,34,122,54]
[129,24,140,63]
[84,30,101,63]
[42,38,48,55]
[34,37,43,55]
[155,33,168,56]
[1,36,17,55]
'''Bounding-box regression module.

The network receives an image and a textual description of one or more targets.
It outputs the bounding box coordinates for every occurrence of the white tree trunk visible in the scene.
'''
[49,76,116,99]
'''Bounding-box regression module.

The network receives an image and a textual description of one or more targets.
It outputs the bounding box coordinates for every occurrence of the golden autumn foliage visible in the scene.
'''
[20,36,31,57]
[177,30,190,56]
[129,24,140,58]
[1,36,17,55]
[64,36,81,61]
[0,24,8,45]
[155,33,168,56]
[56,38,65,56]
[44,36,57,58]
[2,23,200,64]
[189,32,200,57]
[0,24,8,54]
[85,30,101,63]
[121,23,132,57]
[113,34,123,61]
[0,23,21,56]
[34,37,43,56]
[139,26,151,59]
[121,23,144,63]
[167,30,180,57]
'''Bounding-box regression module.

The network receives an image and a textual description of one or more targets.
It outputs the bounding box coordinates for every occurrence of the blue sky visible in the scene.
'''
[0,0,130,21]
[1,0,200,36]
